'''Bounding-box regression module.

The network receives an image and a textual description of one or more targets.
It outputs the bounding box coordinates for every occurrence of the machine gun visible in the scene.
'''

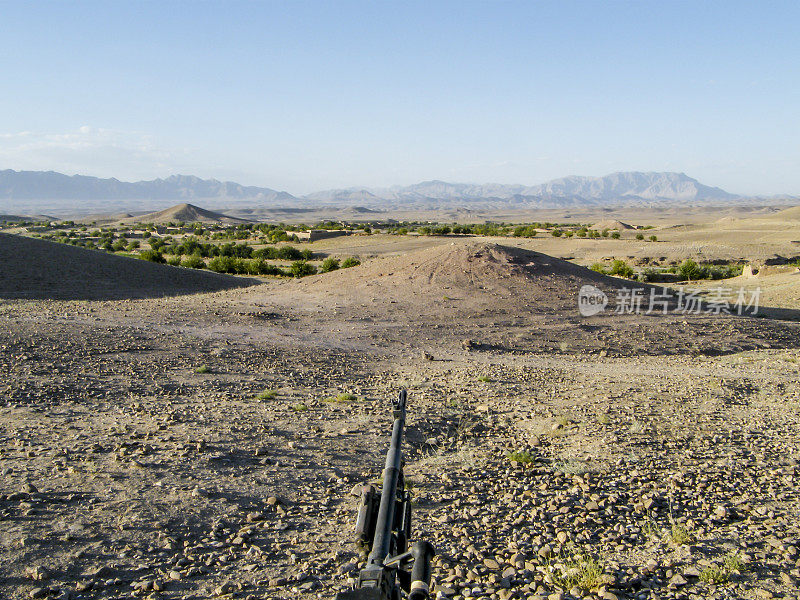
[335,390,435,600]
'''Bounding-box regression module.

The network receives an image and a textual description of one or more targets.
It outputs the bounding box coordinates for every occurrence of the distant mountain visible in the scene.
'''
[311,172,738,206]
[0,170,297,202]
[520,172,737,203]
[0,169,753,215]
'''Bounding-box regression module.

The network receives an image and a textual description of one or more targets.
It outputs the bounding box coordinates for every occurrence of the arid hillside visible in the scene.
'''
[0,233,254,300]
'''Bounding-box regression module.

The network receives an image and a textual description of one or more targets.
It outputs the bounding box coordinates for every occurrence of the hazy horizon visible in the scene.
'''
[1,1,799,196]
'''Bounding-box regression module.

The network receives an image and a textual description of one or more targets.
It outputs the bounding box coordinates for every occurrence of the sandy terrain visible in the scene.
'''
[1,225,800,600]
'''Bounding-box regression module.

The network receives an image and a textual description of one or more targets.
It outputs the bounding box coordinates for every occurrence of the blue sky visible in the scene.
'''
[0,1,798,195]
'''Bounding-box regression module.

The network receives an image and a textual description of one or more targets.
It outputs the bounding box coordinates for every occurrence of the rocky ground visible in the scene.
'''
[2,240,800,600]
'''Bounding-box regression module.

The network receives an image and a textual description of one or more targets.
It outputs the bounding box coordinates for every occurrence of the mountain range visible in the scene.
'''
[0,169,765,214]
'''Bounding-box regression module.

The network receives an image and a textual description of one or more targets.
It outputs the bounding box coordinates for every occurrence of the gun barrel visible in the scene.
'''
[367,390,407,566]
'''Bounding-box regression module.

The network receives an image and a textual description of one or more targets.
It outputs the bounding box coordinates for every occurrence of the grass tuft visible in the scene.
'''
[548,549,606,591]
[195,365,211,374]
[289,402,308,412]
[507,449,534,464]
[257,389,278,401]
[667,521,695,546]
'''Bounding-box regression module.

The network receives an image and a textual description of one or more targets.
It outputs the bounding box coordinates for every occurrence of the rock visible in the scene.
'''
[25,566,49,581]
[669,573,687,587]
[213,582,237,596]
[29,589,48,599]
[483,558,500,570]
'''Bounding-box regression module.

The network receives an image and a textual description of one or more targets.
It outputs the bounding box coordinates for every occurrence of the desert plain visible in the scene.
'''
[1,204,800,600]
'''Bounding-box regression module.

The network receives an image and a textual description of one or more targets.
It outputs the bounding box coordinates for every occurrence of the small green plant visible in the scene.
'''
[699,554,744,585]
[507,449,534,464]
[341,256,361,268]
[667,521,695,545]
[289,402,308,412]
[195,365,211,374]
[699,565,728,584]
[320,257,340,273]
[610,231,621,239]
[649,235,657,242]
[477,375,493,382]
[257,389,278,400]
[723,551,744,572]
[324,392,358,403]
[548,550,605,591]
[590,262,608,274]
[596,412,611,425]
[641,516,662,539]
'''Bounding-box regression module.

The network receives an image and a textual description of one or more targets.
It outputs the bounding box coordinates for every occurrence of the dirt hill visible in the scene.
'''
[771,205,800,221]
[590,219,634,230]
[0,233,256,300]
[257,241,798,357]
[121,203,249,225]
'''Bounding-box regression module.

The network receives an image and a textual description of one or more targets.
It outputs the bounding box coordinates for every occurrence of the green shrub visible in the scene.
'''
[514,225,538,238]
[611,231,621,239]
[139,249,165,263]
[678,259,703,281]
[290,260,317,278]
[182,254,206,269]
[341,257,361,268]
[590,263,607,274]
[167,256,181,266]
[195,365,211,374]
[290,402,308,412]
[207,256,237,273]
[257,389,278,400]
[649,235,657,242]
[609,259,634,278]
[507,450,534,463]
[321,257,340,273]
[635,233,644,240]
